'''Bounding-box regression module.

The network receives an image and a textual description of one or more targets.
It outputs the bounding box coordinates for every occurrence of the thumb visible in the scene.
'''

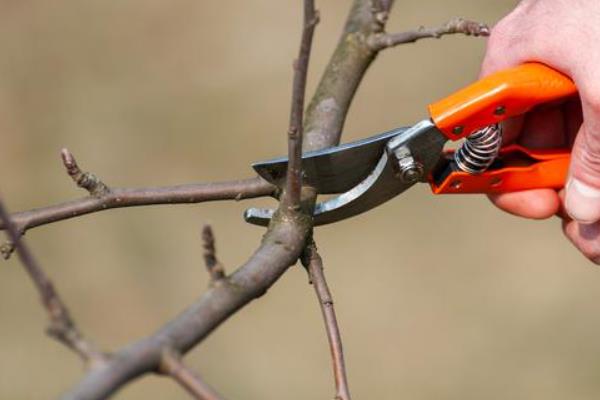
[565,97,600,223]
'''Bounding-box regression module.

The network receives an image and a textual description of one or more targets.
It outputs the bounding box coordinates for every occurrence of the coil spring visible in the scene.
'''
[454,124,503,174]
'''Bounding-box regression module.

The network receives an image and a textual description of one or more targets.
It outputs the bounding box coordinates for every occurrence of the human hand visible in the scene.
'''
[481,0,600,262]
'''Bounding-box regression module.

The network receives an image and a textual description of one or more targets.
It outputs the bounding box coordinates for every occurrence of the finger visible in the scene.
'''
[555,189,569,220]
[488,189,560,219]
[487,107,566,219]
[562,219,600,264]
[564,98,583,147]
[565,95,600,223]
[517,105,566,148]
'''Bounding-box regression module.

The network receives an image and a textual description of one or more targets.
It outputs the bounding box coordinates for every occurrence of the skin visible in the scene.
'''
[481,0,600,263]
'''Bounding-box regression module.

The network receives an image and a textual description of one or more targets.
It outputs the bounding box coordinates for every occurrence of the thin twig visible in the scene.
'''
[302,242,351,400]
[282,0,319,210]
[0,176,276,242]
[0,197,105,366]
[160,349,225,400]
[368,17,490,50]
[202,225,225,284]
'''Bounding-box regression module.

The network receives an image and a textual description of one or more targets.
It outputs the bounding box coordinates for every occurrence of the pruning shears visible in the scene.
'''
[245,63,578,226]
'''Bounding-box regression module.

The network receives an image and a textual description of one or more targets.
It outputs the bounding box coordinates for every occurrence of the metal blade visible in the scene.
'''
[245,120,447,226]
[252,127,408,194]
[245,150,408,225]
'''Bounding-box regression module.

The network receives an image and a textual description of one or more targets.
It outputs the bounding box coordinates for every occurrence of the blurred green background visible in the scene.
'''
[1,1,598,399]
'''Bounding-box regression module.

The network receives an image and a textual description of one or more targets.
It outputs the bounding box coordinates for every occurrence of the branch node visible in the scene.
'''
[202,225,226,284]
[158,347,180,375]
[445,17,490,36]
[310,10,321,28]
[370,0,391,31]
[1,226,24,260]
[1,240,15,260]
[61,148,111,197]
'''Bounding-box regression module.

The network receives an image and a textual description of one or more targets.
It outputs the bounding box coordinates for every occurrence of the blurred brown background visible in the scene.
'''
[1,1,598,399]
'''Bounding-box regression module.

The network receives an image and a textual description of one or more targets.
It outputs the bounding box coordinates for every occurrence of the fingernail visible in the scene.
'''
[565,178,600,223]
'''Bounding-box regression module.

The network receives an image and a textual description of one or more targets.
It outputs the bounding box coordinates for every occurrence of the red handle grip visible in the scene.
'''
[428,63,577,140]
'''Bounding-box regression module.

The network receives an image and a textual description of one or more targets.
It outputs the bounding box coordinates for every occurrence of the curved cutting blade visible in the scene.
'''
[252,127,408,194]
[245,150,402,225]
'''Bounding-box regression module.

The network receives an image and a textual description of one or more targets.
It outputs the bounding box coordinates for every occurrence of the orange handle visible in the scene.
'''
[429,145,570,194]
[428,63,577,140]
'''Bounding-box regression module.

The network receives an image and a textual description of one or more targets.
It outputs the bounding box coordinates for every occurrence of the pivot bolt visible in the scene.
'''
[391,146,424,184]
[397,156,424,183]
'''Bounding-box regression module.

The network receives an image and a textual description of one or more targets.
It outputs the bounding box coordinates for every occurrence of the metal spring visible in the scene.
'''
[454,124,502,174]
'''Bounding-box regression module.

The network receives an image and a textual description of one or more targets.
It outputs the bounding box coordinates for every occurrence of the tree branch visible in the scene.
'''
[62,1,414,397]
[0,198,105,366]
[303,0,386,150]
[160,349,225,400]
[0,169,275,240]
[302,243,351,400]
[282,0,319,210]
[61,205,311,399]
[368,17,490,50]
[6,1,491,398]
